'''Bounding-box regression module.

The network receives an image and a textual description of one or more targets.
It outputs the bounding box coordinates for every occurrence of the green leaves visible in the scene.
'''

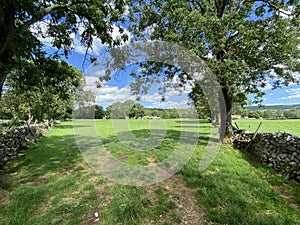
[0,0,128,94]
[125,0,299,135]
[3,59,83,121]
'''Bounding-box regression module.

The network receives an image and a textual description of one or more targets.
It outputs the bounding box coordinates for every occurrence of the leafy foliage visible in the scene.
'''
[0,0,128,95]
[1,59,82,121]
[126,0,300,135]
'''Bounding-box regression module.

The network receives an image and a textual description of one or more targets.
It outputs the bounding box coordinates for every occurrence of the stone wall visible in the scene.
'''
[233,130,300,183]
[0,122,54,167]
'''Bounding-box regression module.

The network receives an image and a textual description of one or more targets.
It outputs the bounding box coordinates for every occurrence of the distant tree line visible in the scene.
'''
[233,107,300,120]
[71,100,300,121]
[72,100,199,120]
[104,100,197,119]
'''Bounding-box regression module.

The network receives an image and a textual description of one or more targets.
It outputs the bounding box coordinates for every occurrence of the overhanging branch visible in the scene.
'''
[19,1,76,34]
[246,0,296,17]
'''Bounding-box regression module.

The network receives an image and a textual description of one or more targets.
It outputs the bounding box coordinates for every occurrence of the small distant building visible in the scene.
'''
[232,115,242,120]
[142,116,161,120]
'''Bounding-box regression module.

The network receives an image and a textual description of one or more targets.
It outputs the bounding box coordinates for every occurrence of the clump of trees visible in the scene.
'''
[103,100,198,119]
[0,0,128,97]
[0,0,128,125]
[0,59,82,122]
[233,107,300,120]
[105,100,143,119]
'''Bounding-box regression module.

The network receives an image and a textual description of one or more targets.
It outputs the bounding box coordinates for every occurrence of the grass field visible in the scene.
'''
[0,119,299,225]
[234,119,300,136]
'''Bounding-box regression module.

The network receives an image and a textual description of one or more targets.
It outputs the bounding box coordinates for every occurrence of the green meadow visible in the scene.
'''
[234,119,300,136]
[0,119,299,225]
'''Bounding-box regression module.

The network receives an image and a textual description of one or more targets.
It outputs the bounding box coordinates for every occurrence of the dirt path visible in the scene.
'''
[144,174,206,225]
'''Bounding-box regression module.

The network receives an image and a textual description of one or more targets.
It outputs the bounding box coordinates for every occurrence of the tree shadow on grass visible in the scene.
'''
[1,133,83,187]
[180,143,300,225]
[94,128,215,170]
[0,123,107,225]
[235,148,300,208]
[186,171,300,224]
[100,128,211,148]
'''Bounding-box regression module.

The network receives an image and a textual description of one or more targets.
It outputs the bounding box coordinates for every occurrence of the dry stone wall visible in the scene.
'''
[0,122,54,167]
[233,130,300,183]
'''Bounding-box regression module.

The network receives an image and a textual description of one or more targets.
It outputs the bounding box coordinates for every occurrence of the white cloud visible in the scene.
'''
[30,20,132,56]
[123,5,130,16]
[82,73,193,109]
[261,82,273,91]
[111,25,132,42]
[278,88,300,100]
[83,76,101,92]
[80,76,134,106]
[87,81,191,108]
[278,6,296,19]
[71,24,132,56]
[30,21,53,47]
[294,71,300,80]
[268,64,300,85]
[95,85,136,106]
[143,24,157,37]
[141,92,163,103]
[149,100,190,109]
[139,85,191,108]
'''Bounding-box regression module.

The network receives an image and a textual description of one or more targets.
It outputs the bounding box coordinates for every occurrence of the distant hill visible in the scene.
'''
[246,104,300,111]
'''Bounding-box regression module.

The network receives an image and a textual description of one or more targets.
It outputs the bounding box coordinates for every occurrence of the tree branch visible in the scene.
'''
[19,1,76,34]
[246,0,295,17]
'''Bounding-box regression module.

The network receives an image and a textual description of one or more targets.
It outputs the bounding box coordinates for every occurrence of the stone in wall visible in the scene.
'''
[0,121,54,167]
[233,130,300,183]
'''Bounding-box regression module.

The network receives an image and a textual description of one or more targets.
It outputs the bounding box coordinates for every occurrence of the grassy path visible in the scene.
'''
[0,120,299,224]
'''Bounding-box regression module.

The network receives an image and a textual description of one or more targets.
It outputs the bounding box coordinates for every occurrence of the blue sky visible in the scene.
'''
[61,48,300,109]
[37,18,300,109]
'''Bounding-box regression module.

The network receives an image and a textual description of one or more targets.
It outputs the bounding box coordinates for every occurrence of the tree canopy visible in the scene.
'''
[0,0,128,97]
[1,59,82,121]
[126,0,300,136]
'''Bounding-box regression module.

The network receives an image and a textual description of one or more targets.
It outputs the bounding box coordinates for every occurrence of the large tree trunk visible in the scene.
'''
[220,80,234,140]
[0,61,10,99]
[0,1,17,99]
[0,74,5,98]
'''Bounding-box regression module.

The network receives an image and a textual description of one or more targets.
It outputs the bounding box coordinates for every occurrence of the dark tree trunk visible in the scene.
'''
[0,74,5,98]
[0,1,18,98]
[220,80,234,140]
[0,62,10,99]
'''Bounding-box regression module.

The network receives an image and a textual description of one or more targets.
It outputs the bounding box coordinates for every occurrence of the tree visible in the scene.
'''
[161,110,170,119]
[248,111,260,119]
[105,101,128,119]
[0,0,128,97]
[189,82,213,119]
[275,109,283,119]
[263,110,276,119]
[127,0,300,137]
[283,109,300,119]
[95,105,105,119]
[105,105,112,118]
[2,59,82,121]
[74,84,96,119]
[129,102,145,118]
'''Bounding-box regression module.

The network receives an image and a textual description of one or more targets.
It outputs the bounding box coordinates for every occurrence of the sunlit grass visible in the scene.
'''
[0,119,299,225]
[234,119,300,136]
